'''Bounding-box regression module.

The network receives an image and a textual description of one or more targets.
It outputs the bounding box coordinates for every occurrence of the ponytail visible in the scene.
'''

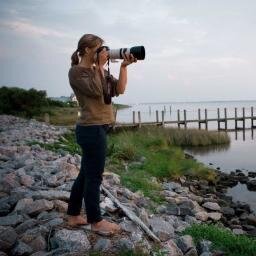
[71,34,104,67]
[71,50,79,66]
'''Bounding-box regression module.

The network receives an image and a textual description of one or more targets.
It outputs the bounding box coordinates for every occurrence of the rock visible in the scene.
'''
[116,238,134,251]
[247,179,256,191]
[208,212,222,221]
[246,214,256,225]
[195,211,208,221]
[232,229,245,235]
[185,247,198,256]
[19,175,34,187]
[15,219,38,234]
[53,200,68,212]
[26,199,54,216]
[14,198,34,212]
[221,207,235,217]
[100,197,117,212]
[29,235,47,252]
[0,226,18,251]
[198,240,212,254]
[148,217,175,242]
[202,202,221,211]
[93,238,112,252]
[0,213,23,226]
[166,203,180,215]
[176,235,194,254]
[45,217,63,228]
[185,216,200,225]
[163,182,181,191]
[1,173,20,193]
[11,240,33,256]
[161,239,183,256]
[50,229,91,252]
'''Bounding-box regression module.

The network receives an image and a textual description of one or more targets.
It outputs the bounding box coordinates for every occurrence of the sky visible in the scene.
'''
[0,0,256,104]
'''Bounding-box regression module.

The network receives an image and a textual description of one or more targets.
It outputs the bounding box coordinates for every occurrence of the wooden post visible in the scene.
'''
[133,111,136,124]
[235,108,237,130]
[177,109,180,129]
[170,106,172,114]
[224,108,227,131]
[161,110,165,126]
[198,109,201,129]
[217,108,220,130]
[44,113,50,124]
[164,105,166,113]
[184,110,187,129]
[205,109,208,130]
[156,110,159,123]
[138,111,141,128]
[149,106,151,115]
[242,107,245,130]
[251,106,254,129]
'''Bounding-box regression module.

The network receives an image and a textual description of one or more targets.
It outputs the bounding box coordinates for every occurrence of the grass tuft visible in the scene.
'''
[184,224,256,256]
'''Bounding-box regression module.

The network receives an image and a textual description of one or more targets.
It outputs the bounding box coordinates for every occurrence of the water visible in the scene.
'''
[116,100,256,211]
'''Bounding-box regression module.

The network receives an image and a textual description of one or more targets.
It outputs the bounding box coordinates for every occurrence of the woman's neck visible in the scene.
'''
[79,57,94,69]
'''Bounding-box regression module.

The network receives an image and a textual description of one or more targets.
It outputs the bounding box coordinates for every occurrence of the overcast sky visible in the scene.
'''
[0,0,256,104]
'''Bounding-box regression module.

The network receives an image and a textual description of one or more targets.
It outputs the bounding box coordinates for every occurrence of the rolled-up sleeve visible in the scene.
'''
[71,70,103,98]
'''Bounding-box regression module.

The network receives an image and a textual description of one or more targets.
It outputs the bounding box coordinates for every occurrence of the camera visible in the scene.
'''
[96,46,145,60]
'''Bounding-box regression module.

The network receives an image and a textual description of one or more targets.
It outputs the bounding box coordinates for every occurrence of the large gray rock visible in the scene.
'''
[0,226,18,251]
[29,235,47,252]
[177,235,194,254]
[15,219,38,234]
[0,213,23,226]
[208,212,222,221]
[93,238,112,252]
[202,202,221,211]
[11,240,33,256]
[26,199,54,216]
[50,229,91,252]
[195,211,208,221]
[14,198,34,212]
[161,239,183,256]
[148,217,175,242]
[116,238,134,251]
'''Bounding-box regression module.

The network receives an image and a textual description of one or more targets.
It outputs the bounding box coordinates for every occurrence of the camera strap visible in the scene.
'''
[103,58,112,105]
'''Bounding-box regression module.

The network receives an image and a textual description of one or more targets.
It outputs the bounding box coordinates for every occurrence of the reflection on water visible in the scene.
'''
[185,129,256,172]
[227,182,256,213]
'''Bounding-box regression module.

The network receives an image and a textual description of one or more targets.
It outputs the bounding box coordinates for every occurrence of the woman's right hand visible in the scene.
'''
[97,48,108,67]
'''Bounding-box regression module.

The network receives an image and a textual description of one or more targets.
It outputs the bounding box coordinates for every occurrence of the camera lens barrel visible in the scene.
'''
[108,46,145,60]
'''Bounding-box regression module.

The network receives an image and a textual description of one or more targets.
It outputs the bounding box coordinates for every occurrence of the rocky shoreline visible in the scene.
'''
[0,115,255,256]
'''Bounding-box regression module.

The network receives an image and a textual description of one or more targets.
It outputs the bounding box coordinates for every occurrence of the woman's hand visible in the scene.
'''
[121,53,137,68]
[95,48,108,77]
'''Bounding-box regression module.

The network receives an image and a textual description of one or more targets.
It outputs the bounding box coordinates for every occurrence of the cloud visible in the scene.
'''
[0,18,70,39]
[209,57,249,68]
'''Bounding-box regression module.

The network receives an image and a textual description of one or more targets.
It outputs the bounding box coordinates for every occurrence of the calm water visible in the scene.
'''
[117,100,256,211]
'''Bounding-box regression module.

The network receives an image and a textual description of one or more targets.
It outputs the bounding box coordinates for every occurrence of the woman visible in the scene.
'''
[66,34,137,235]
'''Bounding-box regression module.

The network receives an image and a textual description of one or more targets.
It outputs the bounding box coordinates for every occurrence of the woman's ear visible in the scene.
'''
[85,47,89,54]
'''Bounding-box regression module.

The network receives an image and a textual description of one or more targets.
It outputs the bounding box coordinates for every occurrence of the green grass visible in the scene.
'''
[184,224,256,256]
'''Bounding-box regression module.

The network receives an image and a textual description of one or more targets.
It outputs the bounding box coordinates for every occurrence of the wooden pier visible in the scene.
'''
[114,106,256,131]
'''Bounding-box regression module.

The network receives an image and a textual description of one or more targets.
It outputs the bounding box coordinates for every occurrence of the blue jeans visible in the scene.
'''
[67,124,109,223]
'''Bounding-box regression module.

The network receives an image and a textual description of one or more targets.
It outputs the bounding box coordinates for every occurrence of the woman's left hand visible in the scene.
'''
[121,53,137,67]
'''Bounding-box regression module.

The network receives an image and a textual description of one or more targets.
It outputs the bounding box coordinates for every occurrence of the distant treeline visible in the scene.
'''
[0,86,74,118]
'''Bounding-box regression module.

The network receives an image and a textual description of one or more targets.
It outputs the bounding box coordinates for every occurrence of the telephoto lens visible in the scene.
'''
[108,46,145,60]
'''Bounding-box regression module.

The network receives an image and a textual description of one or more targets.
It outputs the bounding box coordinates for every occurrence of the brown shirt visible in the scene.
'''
[68,65,119,125]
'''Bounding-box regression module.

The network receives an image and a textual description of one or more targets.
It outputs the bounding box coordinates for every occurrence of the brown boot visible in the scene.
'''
[67,215,88,227]
[91,219,121,236]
